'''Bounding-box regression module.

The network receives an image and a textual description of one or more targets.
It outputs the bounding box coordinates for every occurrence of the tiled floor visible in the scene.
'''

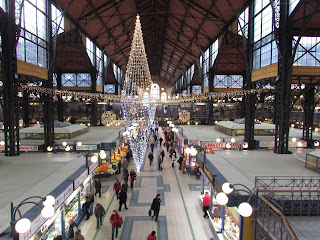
[79,129,213,240]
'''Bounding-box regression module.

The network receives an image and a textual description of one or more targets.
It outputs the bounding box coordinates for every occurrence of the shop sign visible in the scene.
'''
[54,183,73,209]
[53,145,74,151]
[19,213,46,240]
[188,139,200,145]
[74,170,88,189]
[76,144,98,151]
[200,142,243,149]
[89,161,98,174]
[0,145,38,151]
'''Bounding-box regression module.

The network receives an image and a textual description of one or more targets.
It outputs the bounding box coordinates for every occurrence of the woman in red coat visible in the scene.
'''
[110,210,121,240]
[147,231,157,240]
[202,191,211,218]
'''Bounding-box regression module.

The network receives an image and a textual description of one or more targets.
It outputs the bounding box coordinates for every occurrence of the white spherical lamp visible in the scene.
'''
[216,192,229,205]
[242,143,248,149]
[62,141,67,147]
[15,218,31,233]
[222,182,233,194]
[185,147,191,154]
[238,202,253,217]
[65,145,71,152]
[43,195,55,206]
[190,147,198,156]
[99,151,107,159]
[47,146,53,152]
[77,142,82,146]
[0,141,5,146]
[91,155,98,163]
[292,138,297,142]
[216,138,221,142]
[226,143,231,149]
[297,141,303,147]
[314,141,319,147]
[231,138,235,143]
[41,205,55,218]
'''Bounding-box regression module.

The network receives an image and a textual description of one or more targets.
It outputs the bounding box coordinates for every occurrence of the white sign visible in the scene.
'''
[19,213,46,240]
[74,170,88,189]
[0,145,38,151]
[76,145,98,151]
[54,183,73,210]
[89,161,98,174]
[200,142,243,149]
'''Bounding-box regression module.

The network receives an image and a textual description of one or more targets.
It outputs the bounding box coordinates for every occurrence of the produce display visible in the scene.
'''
[94,164,116,174]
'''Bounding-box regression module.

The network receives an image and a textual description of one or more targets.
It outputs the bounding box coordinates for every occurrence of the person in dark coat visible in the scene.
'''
[148,152,154,166]
[123,169,129,182]
[94,179,102,198]
[121,181,128,193]
[153,134,158,143]
[68,220,78,239]
[113,178,122,199]
[82,197,91,220]
[150,143,155,153]
[129,169,137,188]
[159,137,163,146]
[151,194,162,221]
[160,150,165,162]
[118,190,128,211]
[177,156,183,169]
[94,203,105,229]
[166,141,170,152]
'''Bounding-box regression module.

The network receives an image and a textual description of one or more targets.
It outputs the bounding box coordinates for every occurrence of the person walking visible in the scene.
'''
[166,141,170,152]
[75,229,85,240]
[202,191,211,218]
[94,203,105,229]
[153,134,158,143]
[171,154,176,167]
[181,158,187,174]
[150,142,155,153]
[123,160,129,173]
[195,165,200,180]
[119,190,128,211]
[68,220,78,239]
[113,179,121,199]
[147,231,157,240]
[121,181,128,193]
[160,150,165,162]
[129,169,137,188]
[94,179,102,198]
[82,197,91,220]
[123,169,129,182]
[159,137,163,147]
[151,194,162,221]
[110,210,121,240]
[158,154,162,170]
[177,156,183,170]
[148,152,154,166]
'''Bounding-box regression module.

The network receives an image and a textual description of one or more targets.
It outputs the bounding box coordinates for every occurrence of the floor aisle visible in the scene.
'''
[80,128,213,240]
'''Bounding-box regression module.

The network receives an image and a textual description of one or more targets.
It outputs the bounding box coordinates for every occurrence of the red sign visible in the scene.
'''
[0,145,38,151]
[200,142,243,149]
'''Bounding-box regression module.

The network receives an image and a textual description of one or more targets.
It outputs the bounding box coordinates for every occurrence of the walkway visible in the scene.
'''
[80,128,212,240]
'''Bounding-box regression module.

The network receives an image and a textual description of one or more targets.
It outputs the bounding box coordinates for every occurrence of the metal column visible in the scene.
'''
[302,85,315,146]
[274,0,292,154]
[1,0,20,156]
[56,71,64,122]
[43,0,55,149]
[22,90,30,127]
[90,71,97,126]
[244,0,255,150]
[207,69,214,125]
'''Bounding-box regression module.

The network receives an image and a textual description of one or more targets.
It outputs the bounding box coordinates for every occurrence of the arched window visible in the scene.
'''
[161,92,167,102]
[150,84,160,99]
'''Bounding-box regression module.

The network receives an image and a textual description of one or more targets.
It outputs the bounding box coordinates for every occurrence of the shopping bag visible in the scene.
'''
[148,209,152,216]
[117,217,123,228]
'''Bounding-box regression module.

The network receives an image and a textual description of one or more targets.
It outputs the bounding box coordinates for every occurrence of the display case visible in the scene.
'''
[222,208,240,240]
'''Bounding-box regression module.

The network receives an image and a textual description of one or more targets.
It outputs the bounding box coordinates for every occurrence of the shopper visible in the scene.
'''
[82,197,91,220]
[160,150,165,162]
[158,154,162,170]
[159,137,163,146]
[153,134,158,143]
[147,231,157,240]
[181,158,187,174]
[148,152,154,166]
[166,141,170,152]
[113,179,122,199]
[94,203,105,229]
[123,169,129,182]
[151,194,162,221]
[75,229,85,240]
[68,220,78,239]
[195,165,200,180]
[171,154,176,167]
[129,169,137,188]
[110,210,121,240]
[123,159,129,172]
[119,190,128,211]
[121,181,128,193]
[177,156,183,170]
[202,191,211,218]
[150,142,155,153]
[94,179,102,198]
[117,160,122,174]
